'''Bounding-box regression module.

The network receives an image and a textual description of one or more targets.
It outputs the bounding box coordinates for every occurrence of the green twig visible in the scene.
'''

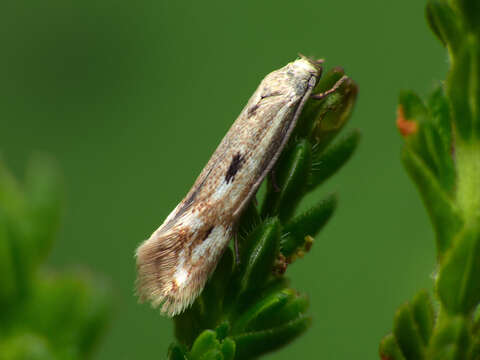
[380,1,480,359]
[167,66,359,360]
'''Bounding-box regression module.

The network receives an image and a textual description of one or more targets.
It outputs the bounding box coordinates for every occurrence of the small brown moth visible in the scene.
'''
[136,56,345,316]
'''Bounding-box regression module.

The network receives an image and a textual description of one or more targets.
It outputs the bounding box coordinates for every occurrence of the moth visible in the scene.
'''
[136,56,346,316]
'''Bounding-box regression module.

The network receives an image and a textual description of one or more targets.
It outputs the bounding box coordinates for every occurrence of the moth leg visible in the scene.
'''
[269,168,281,192]
[311,75,348,100]
[234,232,241,265]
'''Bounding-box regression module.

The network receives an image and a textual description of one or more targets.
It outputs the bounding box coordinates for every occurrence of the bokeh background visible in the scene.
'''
[1,0,448,359]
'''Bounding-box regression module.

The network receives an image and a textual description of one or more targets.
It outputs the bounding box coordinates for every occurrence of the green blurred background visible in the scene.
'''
[0,0,447,359]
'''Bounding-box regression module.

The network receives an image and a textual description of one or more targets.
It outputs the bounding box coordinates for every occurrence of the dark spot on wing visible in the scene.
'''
[178,190,197,214]
[261,90,282,99]
[169,188,199,225]
[248,104,260,118]
[202,226,214,242]
[248,90,284,119]
[169,164,217,222]
[225,153,244,183]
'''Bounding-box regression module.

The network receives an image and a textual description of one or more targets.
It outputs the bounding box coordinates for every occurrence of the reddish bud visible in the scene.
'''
[396,106,418,137]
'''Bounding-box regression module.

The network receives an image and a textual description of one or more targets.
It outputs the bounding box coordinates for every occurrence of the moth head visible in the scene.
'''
[297,53,324,76]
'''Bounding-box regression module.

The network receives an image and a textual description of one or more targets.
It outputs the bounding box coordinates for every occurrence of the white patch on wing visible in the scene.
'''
[186,213,205,232]
[172,248,188,289]
[211,180,233,202]
[174,268,189,288]
[191,225,227,264]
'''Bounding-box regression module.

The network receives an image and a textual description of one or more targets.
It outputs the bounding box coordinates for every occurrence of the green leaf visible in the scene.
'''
[470,337,480,360]
[237,201,261,241]
[188,330,235,360]
[214,322,230,341]
[190,330,220,359]
[425,123,456,193]
[426,0,460,50]
[393,303,426,359]
[0,333,56,360]
[426,88,456,193]
[474,305,480,334]
[236,218,281,300]
[398,91,448,182]
[379,334,406,360]
[225,276,290,323]
[466,36,480,138]
[452,0,480,33]
[437,225,480,315]
[295,68,357,152]
[256,292,309,330]
[397,91,455,190]
[232,288,293,333]
[0,159,35,299]
[428,316,469,360]
[0,156,62,284]
[174,301,204,347]
[0,208,17,311]
[447,42,475,140]
[3,218,35,304]
[427,86,452,155]
[262,140,312,221]
[399,91,429,122]
[21,270,111,356]
[411,290,435,344]
[199,248,234,328]
[315,66,346,93]
[168,342,189,360]
[280,193,337,258]
[24,154,63,264]
[295,67,346,139]
[0,157,26,219]
[219,338,235,360]
[401,147,462,256]
[232,315,311,359]
[309,78,358,149]
[307,130,360,191]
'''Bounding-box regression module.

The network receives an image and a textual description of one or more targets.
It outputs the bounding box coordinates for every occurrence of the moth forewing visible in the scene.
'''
[136,57,322,316]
